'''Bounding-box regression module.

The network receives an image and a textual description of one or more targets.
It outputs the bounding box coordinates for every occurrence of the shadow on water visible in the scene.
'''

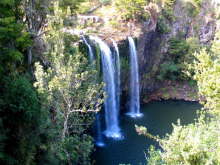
[93,100,202,165]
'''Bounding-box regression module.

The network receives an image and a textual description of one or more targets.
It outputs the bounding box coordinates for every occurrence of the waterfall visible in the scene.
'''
[112,39,121,115]
[95,113,105,147]
[82,36,104,146]
[127,37,143,118]
[82,36,94,62]
[90,36,122,139]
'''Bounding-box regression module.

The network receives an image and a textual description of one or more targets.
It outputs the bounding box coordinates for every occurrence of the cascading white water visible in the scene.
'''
[127,37,143,118]
[90,36,122,139]
[82,36,104,146]
[82,36,94,62]
[112,39,121,115]
[95,113,105,147]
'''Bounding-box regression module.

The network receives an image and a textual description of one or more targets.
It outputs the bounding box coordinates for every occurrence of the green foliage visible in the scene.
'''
[157,61,180,80]
[34,2,104,164]
[163,0,176,7]
[77,1,93,14]
[0,0,31,78]
[161,0,176,21]
[157,15,171,34]
[157,37,200,81]
[120,56,129,71]
[184,0,201,17]
[0,76,47,165]
[193,0,202,6]
[0,0,105,165]
[146,146,164,165]
[109,19,120,28]
[157,38,189,81]
[193,32,220,114]
[59,0,86,13]
[146,116,220,165]
[115,0,148,20]
[182,37,201,78]
[0,1,47,164]
[168,38,189,58]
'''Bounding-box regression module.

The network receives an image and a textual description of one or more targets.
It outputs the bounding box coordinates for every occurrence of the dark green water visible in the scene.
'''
[93,100,201,165]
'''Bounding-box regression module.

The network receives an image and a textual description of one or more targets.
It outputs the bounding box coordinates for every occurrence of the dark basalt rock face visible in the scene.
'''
[117,0,218,103]
[137,29,164,95]
[116,29,165,104]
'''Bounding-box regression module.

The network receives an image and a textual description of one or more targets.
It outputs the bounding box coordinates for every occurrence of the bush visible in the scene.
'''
[0,76,47,165]
[115,0,148,20]
[157,37,200,81]
[157,38,189,81]
[120,56,129,71]
[146,116,220,165]
[157,61,181,80]
[163,0,176,7]
[157,15,171,34]
[59,0,86,13]
[161,0,176,21]
[168,38,190,60]
[185,1,201,17]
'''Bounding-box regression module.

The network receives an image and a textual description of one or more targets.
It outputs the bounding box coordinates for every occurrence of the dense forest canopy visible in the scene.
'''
[0,0,220,165]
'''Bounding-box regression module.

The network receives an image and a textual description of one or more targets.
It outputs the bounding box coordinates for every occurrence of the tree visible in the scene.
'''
[141,116,220,165]
[24,0,50,67]
[115,0,148,20]
[59,0,86,13]
[0,1,48,164]
[34,2,104,164]
[0,76,47,165]
[193,31,220,113]
[0,0,31,78]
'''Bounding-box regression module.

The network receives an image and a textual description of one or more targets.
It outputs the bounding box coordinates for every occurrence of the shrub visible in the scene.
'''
[120,56,129,71]
[168,38,190,60]
[184,0,201,17]
[115,0,148,20]
[157,61,180,80]
[145,116,220,165]
[161,0,176,21]
[0,76,47,165]
[157,15,171,33]
[163,0,176,7]
[157,37,201,81]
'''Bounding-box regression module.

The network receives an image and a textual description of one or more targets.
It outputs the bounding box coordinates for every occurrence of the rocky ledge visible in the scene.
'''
[143,80,205,103]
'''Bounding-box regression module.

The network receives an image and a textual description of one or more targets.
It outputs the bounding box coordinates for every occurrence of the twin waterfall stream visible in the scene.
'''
[83,36,141,147]
[127,37,142,118]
